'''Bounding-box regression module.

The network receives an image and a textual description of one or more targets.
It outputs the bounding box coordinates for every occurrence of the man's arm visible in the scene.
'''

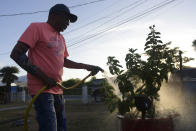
[64,58,90,69]
[10,41,56,88]
[64,58,103,75]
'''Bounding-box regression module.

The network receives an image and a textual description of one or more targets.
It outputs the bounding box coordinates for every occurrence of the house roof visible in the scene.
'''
[91,78,106,85]
[0,81,6,86]
[173,68,196,78]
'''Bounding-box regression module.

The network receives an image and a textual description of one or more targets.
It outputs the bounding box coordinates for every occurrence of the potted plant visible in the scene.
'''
[103,25,193,131]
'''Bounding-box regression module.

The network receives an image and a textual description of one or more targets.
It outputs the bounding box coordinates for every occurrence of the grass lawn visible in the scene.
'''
[0,101,28,109]
[0,100,119,131]
[1,100,196,131]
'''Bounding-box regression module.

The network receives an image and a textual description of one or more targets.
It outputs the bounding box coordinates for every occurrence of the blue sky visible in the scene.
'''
[0,0,196,80]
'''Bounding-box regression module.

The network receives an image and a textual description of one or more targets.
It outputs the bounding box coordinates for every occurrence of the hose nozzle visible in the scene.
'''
[100,68,104,73]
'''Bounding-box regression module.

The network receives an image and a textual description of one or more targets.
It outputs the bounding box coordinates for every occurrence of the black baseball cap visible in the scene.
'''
[49,4,77,23]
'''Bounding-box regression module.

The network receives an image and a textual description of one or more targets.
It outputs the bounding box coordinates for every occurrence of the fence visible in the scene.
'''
[0,86,11,104]
[0,86,29,104]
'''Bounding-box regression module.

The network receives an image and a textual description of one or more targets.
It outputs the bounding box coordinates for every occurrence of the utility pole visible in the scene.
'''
[179,51,182,71]
[179,51,184,97]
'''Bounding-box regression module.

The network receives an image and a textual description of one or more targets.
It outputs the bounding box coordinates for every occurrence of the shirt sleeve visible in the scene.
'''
[19,23,39,48]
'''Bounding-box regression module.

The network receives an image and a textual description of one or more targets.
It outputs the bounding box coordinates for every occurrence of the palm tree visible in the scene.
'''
[0,66,19,86]
[0,66,19,103]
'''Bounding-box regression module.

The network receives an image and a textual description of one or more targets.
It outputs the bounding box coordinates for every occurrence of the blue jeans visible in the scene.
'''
[33,93,66,131]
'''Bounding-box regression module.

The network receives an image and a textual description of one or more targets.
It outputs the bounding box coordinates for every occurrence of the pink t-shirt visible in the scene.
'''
[19,22,69,95]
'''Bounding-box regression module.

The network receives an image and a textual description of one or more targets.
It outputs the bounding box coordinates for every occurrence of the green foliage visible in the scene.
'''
[61,78,81,88]
[107,56,123,75]
[61,77,96,95]
[104,25,193,118]
[85,76,97,87]
[62,78,83,95]
[100,80,120,112]
[61,77,98,95]
[192,39,196,50]
[0,66,19,87]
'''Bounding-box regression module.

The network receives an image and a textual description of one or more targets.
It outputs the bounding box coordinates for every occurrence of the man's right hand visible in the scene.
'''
[42,76,57,89]
[36,68,57,89]
[86,65,103,76]
[10,41,57,89]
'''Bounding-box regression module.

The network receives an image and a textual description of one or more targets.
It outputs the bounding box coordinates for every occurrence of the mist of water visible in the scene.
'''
[158,82,185,117]
[102,71,122,101]
[158,82,196,131]
[102,71,196,131]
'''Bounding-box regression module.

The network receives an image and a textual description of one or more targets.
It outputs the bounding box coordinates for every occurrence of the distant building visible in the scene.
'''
[170,68,196,86]
[169,68,196,103]
[170,68,196,82]
[90,78,105,89]
[89,78,106,102]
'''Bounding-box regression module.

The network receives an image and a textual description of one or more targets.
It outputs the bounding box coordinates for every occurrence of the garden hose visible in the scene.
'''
[24,72,92,131]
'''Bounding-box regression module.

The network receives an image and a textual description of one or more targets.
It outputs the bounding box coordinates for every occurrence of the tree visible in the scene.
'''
[61,78,83,95]
[85,76,96,87]
[0,66,19,87]
[0,66,19,104]
[61,78,81,88]
[192,39,196,50]
[104,25,193,119]
[61,77,99,95]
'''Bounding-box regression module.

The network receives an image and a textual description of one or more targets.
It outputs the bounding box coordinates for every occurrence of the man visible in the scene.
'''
[10,4,102,131]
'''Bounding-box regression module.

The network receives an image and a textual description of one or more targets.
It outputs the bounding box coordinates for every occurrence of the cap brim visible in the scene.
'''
[69,14,77,23]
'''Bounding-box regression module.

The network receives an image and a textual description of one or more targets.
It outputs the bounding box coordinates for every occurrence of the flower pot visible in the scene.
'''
[121,117,174,131]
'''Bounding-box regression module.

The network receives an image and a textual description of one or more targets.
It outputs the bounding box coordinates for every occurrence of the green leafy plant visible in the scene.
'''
[104,25,193,119]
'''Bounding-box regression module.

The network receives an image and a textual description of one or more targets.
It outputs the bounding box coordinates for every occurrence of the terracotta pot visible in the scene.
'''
[121,117,174,131]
